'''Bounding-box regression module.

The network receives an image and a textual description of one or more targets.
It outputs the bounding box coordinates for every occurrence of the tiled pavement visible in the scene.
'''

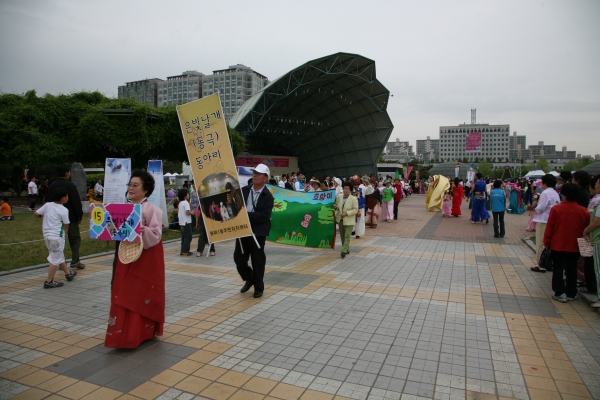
[2,195,600,399]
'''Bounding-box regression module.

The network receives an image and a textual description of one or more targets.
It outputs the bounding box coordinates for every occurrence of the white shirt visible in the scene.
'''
[246,185,265,212]
[533,187,560,223]
[294,180,304,191]
[37,202,69,238]
[94,183,103,195]
[28,181,37,195]
[278,180,285,188]
[178,200,191,225]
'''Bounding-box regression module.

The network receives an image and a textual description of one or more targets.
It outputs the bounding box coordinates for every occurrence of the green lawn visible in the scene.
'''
[0,213,182,272]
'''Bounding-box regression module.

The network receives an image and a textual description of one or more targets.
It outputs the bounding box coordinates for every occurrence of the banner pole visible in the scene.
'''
[251,233,261,249]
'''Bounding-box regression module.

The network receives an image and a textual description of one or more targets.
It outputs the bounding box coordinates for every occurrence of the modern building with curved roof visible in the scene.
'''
[229,52,394,178]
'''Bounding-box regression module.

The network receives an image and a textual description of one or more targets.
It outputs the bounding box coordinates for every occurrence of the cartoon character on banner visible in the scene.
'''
[301,214,312,228]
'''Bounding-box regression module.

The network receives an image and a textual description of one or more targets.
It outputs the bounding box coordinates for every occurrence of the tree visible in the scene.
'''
[477,159,493,178]
[537,157,549,172]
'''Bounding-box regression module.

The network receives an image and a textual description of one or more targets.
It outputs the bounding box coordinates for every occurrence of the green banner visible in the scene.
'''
[266,185,336,249]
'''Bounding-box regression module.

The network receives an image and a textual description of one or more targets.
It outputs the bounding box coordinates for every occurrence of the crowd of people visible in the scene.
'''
[24,162,600,350]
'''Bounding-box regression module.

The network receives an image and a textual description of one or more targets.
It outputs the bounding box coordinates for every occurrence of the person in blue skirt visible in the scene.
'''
[471,172,490,224]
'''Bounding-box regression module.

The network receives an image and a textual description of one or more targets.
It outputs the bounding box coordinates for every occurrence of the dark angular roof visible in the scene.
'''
[230,52,394,178]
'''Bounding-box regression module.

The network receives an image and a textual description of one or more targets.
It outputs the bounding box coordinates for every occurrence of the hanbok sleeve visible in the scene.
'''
[142,202,163,249]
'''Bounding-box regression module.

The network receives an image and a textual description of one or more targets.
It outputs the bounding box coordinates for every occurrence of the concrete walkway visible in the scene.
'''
[1,195,599,400]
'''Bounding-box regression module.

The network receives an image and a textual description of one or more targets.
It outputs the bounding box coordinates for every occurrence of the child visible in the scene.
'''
[177,188,193,256]
[442,190,452,217]
[0,196,14,221]
[169,199,180,231]
[526,193,539,232]
[34,187,77,288]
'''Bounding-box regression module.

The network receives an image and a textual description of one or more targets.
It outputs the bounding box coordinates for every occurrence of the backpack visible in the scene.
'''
[539,248,553,270]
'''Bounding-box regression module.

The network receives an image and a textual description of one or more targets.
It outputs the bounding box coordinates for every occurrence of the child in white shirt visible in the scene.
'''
[34,186,77,288]
[177,188,193,255]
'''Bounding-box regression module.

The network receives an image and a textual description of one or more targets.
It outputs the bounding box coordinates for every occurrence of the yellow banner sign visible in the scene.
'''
[177,94,252,243]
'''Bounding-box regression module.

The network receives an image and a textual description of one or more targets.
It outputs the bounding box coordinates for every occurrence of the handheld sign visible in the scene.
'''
[89,203,141,242]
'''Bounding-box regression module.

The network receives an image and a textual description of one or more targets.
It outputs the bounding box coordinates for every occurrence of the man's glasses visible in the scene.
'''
[126,183,141,189]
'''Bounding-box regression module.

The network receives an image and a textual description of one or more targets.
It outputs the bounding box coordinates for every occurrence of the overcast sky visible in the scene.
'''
[1,0,599,156]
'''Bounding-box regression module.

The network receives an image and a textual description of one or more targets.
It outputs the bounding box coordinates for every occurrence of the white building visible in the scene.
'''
[439,122,510,162]
[158,71,203,107]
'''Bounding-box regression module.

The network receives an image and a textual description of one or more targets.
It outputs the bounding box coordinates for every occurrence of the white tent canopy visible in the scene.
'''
[548,171,560,177]
[524,168,546,179]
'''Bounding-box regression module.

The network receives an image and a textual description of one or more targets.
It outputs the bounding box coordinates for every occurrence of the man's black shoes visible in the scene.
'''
[253,292,263,298]
[240,281,253,293]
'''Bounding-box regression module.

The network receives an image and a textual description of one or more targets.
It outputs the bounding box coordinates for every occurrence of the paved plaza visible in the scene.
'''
[2,195,600,400]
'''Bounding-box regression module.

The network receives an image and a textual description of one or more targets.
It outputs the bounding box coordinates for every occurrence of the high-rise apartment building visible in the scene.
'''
[158,71,203,107]
[201,64,269,121]
[385,139,413,156]
[416,136,439,164]
[117,78,164,107]
[118,64,269,121]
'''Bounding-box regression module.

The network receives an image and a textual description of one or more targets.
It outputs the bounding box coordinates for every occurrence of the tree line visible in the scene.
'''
[0,90,245,184]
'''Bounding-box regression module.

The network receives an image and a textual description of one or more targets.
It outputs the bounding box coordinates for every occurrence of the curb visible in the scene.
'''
[0,237,191,277]
[523,237,536,253]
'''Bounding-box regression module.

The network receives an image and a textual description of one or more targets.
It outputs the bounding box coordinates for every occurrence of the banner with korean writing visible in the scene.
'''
[103,158,131,203]
[89,203,141,242]
[265,185,336,249]
[177,94,252,243]
[147,160,169,228]
[466,131,482,152]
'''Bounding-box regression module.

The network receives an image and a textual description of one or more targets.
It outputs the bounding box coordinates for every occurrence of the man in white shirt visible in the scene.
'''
[532,174,561,271]
[278,174,287,188]
[28,177,37,211]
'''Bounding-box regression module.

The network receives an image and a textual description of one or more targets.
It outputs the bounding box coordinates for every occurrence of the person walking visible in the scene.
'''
[392,178,403,220]
[451,177,464,216]
[531,174,560,272]
[545,183,590,303]
[35,187,77,288]
[335,181,358,258]
[235,164,274,298]
[470,173,490,223]
[196,210,215,256]
[106,170,165,348]
[178,189,193,256]
[381,180,396,222]
[47,165,85,269]
[584,176,600,307]
[28,176,38,211]
[490,180,507,238]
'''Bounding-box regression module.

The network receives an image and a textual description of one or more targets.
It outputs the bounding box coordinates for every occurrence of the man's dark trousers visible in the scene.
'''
[234,236,266,293]
[492,211,505,237]
[393,200,400,220]
[69,222,81,262]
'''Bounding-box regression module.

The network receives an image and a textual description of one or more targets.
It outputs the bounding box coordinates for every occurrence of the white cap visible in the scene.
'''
[333,178,342,186]
[251,163,270,176]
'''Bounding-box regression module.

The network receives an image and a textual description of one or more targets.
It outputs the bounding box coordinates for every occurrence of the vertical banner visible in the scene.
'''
[176,94,253,243]
[265,185,336,248]
[103,158,131,204]
[147,160,169,228]
[406,166,413,180]
[454,162,460,178]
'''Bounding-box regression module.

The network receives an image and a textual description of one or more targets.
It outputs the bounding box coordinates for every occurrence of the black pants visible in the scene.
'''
[180,223,192,253]
[492,211,505,237]
[234,236,266,293]
[28,194,36,209]
[393,200,400,220]
[585,256,597,294]
[68,221,81,263]
[196,220,214,254]
[551,250,579,297]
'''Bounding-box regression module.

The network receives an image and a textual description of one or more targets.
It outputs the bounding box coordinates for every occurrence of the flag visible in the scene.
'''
[395,170,400,179]
[266,185,336,249]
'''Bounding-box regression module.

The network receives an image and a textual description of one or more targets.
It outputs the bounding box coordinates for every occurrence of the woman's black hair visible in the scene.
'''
[493,180,502,189]
[342,181,353,190]
[541,174,557,188]
[130,169,155,197]
[454,177,459,186]
[476,172,482,179]
[560,183,580,202]
[573,170,591,187]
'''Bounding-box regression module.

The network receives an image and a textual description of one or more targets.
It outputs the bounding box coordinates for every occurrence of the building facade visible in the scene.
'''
[201,64,269,121]
[158,71,203,107]
[118,64,269,121]
[117,78,164,107]
[439,123,510,162]
[385,139,413,156]
[416,136,439,164]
